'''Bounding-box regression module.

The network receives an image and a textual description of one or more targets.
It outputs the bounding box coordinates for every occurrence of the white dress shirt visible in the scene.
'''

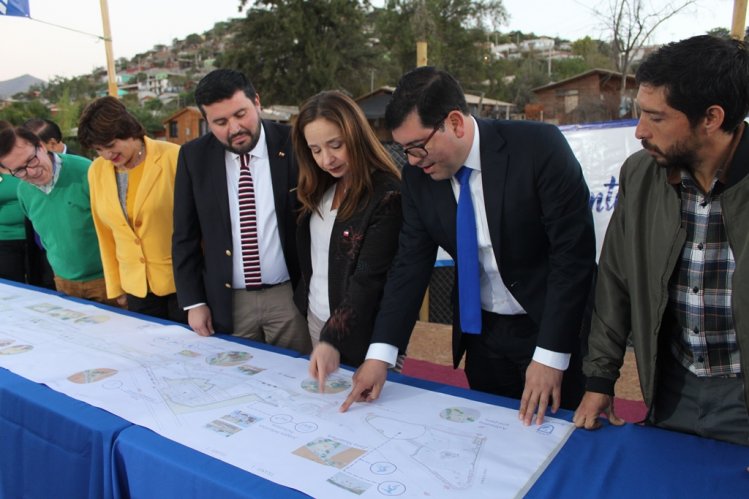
[308,185,337,321]
[225,124,290,288]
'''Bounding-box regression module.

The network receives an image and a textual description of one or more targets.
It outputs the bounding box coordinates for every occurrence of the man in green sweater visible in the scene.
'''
[0,121,110,304]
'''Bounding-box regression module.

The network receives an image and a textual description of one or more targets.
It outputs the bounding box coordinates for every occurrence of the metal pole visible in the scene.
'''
[416,41,428,67]
[732,0,748,39]
[99,0,118,97]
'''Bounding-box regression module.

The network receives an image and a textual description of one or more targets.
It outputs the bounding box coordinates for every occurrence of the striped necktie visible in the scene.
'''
[238,153,262,288]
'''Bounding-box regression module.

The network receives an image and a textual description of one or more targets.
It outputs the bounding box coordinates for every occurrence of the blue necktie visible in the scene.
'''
[455,166,482,334]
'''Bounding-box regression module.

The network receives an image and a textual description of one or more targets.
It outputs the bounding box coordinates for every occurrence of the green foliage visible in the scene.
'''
[0,101,51,125]
[706,27,730,39]
[571,37,614,69]
[506,57,548,109]
[375,0,507,85]
[42,75,103,103]
[550,58,591,81]
[54,87,82,139]
[220,0,380,104]
[8,0,686,126]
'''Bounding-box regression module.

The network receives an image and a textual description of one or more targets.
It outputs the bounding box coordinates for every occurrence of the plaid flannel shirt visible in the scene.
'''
[668,171,740,377]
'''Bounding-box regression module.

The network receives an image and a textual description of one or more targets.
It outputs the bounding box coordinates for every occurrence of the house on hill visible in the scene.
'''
[531,68,637,125]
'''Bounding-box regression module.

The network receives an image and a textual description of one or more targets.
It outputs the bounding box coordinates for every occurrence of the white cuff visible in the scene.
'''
[532,347,570,371]
[184,302,206,311]
[365,343,399,368]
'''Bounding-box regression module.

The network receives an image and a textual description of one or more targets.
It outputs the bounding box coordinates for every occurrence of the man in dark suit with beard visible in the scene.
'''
[338,67,596,425]
[172,69,311,354]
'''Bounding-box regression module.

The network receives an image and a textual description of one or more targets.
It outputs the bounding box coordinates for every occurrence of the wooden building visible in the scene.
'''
[532,69,637,125]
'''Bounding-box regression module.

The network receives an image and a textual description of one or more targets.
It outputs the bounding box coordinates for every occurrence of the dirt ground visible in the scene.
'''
[407,321,643,401]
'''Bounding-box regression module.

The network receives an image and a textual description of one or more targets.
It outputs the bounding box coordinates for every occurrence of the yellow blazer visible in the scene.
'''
[88,137,180,298]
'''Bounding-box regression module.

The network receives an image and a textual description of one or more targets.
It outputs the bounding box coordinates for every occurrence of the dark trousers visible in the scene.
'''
[0,239,27,283]
[25,220,54,289]
[650,350,749,446]
[126,292,187,324]
[463,311,585,410]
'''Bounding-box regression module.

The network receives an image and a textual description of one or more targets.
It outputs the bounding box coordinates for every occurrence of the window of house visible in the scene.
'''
[563,90,579,114]
[169,121,179,138]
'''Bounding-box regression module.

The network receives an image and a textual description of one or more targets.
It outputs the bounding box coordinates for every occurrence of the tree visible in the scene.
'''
[222,0,379,104]
[506,56,548,110]
[0,101,51,125]
[706,27,730,39]
[375,0,508,87]
[571,36,614,70]
[594,0,697,116]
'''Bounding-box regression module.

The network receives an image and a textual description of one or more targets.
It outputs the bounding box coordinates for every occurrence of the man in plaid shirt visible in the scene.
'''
[573,35,749,446]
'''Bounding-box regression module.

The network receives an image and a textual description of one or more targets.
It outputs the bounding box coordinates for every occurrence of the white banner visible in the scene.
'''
[561,120,640,259]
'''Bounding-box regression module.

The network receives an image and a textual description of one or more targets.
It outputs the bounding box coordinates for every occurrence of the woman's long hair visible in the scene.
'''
[292,90,400,220]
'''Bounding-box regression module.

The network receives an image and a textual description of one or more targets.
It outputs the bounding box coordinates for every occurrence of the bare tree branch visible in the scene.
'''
[592,0,697,117]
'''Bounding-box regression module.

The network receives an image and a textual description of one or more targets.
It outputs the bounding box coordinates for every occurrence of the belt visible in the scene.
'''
[244,281,288,292]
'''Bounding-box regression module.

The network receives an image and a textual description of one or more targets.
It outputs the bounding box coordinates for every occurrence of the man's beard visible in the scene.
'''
[641,136,700,171]
[223,123,261,155]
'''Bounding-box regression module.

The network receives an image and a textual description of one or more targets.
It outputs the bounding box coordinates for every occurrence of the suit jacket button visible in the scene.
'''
[225,283,231,288]
[225,249,232,256]
[139,257,145,263]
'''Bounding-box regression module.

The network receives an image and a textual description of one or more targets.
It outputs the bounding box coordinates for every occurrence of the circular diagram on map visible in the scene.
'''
[439,406,480,423]
[301,375,351,394]
[206,351,252,366]
[68,368,118,384]
[0,344,32,355]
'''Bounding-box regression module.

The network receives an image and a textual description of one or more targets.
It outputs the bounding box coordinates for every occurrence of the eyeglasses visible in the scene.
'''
[2,146,41,178]
[402,114,449,160]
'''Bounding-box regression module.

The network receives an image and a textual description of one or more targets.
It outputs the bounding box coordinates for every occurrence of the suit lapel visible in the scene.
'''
[206,136,232,235]
[264,121,290,247]
[432,177,458,255]
[476,119,508,264]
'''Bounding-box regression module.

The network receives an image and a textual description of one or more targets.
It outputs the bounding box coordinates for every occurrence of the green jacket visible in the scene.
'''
[0,174,25,241]
[584,131,749,412]
[17,154,103,282]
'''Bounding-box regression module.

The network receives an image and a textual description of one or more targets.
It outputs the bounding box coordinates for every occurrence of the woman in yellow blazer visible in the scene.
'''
[78,96,185,322]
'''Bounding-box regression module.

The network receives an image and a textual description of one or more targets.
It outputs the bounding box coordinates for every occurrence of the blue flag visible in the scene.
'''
[0,0,30,17]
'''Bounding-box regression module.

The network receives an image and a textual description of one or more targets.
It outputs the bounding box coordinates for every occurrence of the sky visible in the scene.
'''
[0,0,739,82]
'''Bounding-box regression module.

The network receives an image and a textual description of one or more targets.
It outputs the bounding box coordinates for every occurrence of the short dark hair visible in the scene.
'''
[23,118,63,142]
[636,35,749,132]
[194,69,257,116]
[77,96,146,148]
[384,66,469,130]
[0,121,41,164]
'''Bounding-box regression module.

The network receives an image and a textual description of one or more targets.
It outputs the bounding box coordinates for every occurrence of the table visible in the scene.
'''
[0,368,132,499]
[110,370,749,498]
[2,281,749,498]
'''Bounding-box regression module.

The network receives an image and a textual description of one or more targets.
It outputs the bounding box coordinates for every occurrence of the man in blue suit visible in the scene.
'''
[339,67,596,425]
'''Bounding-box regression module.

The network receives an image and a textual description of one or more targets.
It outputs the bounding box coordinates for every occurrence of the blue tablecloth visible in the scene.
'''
[109,368,749,498]
[113,426,309,499]
[0,368,132,499]
[3,280,749,498]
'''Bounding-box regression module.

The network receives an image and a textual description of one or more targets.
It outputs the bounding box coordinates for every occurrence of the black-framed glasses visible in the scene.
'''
[402,114,449,160]
[2,146,40,178]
